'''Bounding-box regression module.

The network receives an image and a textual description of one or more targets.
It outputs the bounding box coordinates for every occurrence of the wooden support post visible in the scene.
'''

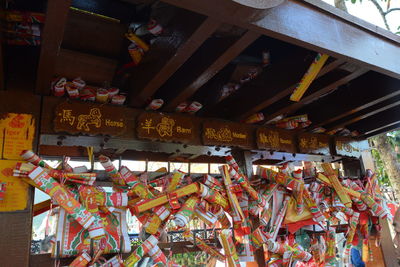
[35,0,72,95]
[0,29,4,90]
[231,149,266,267]
[360,150,397,267]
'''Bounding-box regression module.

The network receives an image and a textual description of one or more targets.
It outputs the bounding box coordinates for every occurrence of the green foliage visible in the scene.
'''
[370,148,391,186]
[370,130,400,186]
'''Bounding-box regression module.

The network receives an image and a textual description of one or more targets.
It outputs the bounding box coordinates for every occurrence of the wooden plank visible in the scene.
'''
[256,127,296,153]
[202,120,255,148]
[164,31,260,111]
[298,133,331,155]
[327,98,400,132]
[54,49,118,85]
[334,137,361,158]
[137,112,200,144]
[263,69,368,122]
[236,58,346,120]
[62,9,126,58]
[41,96,138,139]
[54,101,129,136]
[35,0,72,95]
[162,0,400,79]
[131,17,221,107]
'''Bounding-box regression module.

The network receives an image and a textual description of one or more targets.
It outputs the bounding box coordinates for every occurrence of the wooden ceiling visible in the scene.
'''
[3,0,400,140]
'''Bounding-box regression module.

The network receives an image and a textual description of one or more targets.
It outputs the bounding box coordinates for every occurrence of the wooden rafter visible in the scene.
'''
[347,105,400,136]
[0,30,3,90]
[263,69,368,122]
[162,0,400,79]
[131,17,221,107]
[163,30,260,111]
[236,58,346,120]
[35,0,72,95]
[314,90,400,128]
[364,120,400,138]
[326,98,400,132]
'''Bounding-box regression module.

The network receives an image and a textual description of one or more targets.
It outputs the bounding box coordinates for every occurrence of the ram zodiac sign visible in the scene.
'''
[76,108,102,131]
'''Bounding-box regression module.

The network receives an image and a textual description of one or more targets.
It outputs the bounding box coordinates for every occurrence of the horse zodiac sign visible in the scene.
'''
[76,108,102,131]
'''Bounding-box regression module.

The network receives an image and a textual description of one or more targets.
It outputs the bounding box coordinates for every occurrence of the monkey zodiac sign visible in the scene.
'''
[77,108,102,131]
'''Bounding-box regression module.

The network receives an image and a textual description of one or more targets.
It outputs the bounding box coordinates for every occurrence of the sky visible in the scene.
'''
[322,0,400,32]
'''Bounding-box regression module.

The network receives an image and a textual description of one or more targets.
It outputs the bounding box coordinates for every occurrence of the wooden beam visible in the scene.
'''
[315,90,400,128]
[236,58,346,120]
[54,49,118,85]
[62,9,126,59]
[326,98,400,132]
[164,30,260,111]
[263,69,368,122]
[0,23,4,90]
[347,105,400,134]
[128,10,206,107]
[363,120,400,138]
[162,0,400,79]
[35,0,72,95]
[131,17,220,107]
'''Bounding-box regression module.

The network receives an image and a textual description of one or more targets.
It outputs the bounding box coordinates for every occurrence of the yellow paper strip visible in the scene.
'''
[320,164,352,207]
[317,173,361,199]
[290,53,329,102]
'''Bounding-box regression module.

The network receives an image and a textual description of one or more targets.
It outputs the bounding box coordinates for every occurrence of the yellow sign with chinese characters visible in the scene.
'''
[0,160,29,211]
[137,112,196,143]
[0,113,35,160]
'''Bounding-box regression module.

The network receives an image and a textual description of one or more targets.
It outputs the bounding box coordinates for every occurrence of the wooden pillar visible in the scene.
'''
[231,149,266,267]
[360,150,397,267]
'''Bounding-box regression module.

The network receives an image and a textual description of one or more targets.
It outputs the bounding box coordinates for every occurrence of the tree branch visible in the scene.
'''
[385,8,400,16]
[370,0,391,31]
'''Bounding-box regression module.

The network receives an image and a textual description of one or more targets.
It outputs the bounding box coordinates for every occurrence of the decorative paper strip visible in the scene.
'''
[290,53,329,102]
[220,165,245,223]
[343,212,360,262]
[28,167,95,230]
[53,208,130,257]
[173,195,199,227]
[268,196,290,241]
[148,245,167,265]
[195,206,218,227]
[69,252,91,267]
[317,173,361,198]
[166,170,185,192]
[133,183,198,214]
[321,163,352,207]
[203,174,224,191]
[218,229,241,267]
[20,150,52,169]
[99,155,126,187]
[198,183,229,211]
[120,166,154,199]
[236,193,255,262]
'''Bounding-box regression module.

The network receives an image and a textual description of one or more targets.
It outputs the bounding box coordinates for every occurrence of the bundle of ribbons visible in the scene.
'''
[13,150,390,266]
